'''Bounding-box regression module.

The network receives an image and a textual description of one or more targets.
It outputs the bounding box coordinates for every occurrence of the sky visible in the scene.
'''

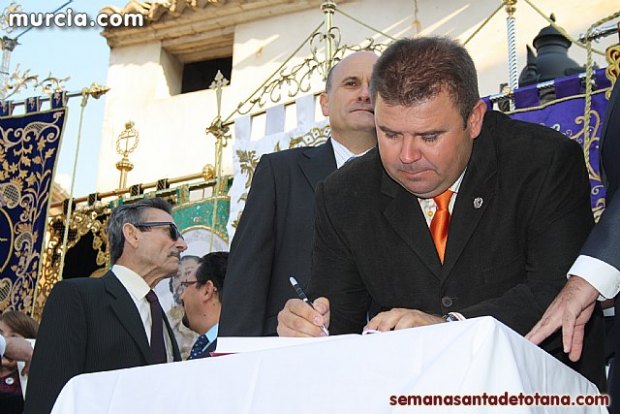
[4,0,127,197]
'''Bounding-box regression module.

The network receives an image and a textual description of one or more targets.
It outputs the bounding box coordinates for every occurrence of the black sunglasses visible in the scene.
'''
[134,222,184,241]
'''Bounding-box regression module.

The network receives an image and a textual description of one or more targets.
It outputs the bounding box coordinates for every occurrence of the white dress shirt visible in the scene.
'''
[112,265,174,362]
[0,334,5,358]
[417,169,466,228]
[331,137,372,169]
[417,170,466,321]
[568,256,620,301]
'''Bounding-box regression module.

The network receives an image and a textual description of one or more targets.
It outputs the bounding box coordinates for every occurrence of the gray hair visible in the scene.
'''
[107,197,173,264]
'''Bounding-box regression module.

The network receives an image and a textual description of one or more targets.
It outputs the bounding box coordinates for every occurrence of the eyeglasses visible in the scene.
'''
[176,280,199,295]
[179,280,199,289]
[134,222,184,241]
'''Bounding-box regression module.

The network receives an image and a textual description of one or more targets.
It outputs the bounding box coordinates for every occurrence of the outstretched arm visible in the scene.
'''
[527,197,620,360]
[526,276,598,361]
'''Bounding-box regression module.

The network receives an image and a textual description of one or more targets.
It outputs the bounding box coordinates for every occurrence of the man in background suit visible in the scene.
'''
[528,79,620,407]
[278,37,604,387]
[219,51,378,336]
[181,251,228,359]
[25,197,185,414]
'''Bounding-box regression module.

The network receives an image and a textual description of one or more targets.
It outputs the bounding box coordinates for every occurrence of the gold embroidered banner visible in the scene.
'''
[0,106,67,312]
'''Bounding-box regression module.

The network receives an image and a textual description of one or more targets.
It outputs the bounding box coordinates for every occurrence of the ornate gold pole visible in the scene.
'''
[207,70,230,197]
[205,70,230,252]
[412,0,422,34]
[504,0,518,104]
[115,121,140,189]
[0,36,17,84]
[55,83,109,284]
[321,0,337,76]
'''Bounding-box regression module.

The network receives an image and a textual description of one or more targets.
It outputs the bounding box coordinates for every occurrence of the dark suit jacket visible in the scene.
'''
[309,111,604,387]
[24,271,181,414]
[580,80,620,409]
[220,140,337,336]
[581,79,620,271]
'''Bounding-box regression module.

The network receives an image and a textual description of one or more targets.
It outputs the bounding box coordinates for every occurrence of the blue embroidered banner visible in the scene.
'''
[0,106,67,312]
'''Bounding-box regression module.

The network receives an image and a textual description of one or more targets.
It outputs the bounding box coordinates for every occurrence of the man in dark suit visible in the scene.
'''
[181,251,228,359]
[278,37,604,387]
[219,51,378,336]
[528,78,620,407]
[25,198,185,414]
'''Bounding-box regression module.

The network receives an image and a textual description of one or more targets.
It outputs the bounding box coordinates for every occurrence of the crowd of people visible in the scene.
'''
[1,35,619,413]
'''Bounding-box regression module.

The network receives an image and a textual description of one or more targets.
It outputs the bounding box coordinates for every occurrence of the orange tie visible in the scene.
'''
[430,190,453,264]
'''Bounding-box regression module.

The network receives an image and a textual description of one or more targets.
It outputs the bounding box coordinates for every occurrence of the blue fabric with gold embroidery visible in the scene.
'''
[488,69,612,219]
[0,105,67,312]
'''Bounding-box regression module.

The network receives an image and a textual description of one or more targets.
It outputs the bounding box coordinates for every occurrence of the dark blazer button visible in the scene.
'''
[441,296,453,308]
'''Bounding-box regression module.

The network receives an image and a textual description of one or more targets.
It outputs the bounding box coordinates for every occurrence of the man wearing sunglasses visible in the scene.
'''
[25,197,186,414]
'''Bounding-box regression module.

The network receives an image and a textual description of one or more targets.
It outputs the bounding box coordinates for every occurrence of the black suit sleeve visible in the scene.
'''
[459,138,594,333]
[308,181,371,334]
[581,196,620,273]
[25,282,88,414]
[219,156,277,336]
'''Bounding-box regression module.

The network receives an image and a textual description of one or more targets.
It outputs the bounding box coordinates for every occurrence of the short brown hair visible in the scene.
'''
[0,310,39,338]
[370,37,480,127]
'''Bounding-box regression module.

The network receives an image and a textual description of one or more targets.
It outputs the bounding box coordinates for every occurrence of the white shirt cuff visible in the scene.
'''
[0,335,5,358]
[568,255,620,300]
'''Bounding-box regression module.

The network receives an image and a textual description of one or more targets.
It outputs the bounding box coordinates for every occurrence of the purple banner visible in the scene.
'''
[506,88,610,220]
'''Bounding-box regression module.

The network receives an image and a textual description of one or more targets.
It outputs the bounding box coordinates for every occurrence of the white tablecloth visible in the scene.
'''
[51,317,606,413]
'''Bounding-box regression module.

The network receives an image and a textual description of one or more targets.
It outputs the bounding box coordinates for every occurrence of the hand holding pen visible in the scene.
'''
[276,277,330,337]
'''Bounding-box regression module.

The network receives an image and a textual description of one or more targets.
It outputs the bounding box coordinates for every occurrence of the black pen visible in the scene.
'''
[289,276,329,336]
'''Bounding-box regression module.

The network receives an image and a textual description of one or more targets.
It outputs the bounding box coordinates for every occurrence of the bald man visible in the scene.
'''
[220,51,378,336]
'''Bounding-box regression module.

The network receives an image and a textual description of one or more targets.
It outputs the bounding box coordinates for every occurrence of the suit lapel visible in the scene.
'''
[298,139,337,190]
[600,81,620,195]
[204,338,217,358]
[163,313,181,361]
[381,171,443,278]
[441,119,497,278]
[104,272,153,363]
[380,113,499,280]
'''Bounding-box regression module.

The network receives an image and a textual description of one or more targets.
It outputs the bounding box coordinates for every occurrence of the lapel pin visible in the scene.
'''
[473,197,483,209]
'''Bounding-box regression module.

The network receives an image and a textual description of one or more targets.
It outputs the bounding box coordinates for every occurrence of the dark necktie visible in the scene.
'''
[189,334,210,360]
[430,190,453,264]
[145,290,167,364]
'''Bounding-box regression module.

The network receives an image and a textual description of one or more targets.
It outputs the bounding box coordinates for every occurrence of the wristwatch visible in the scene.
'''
[442,312,462,322]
